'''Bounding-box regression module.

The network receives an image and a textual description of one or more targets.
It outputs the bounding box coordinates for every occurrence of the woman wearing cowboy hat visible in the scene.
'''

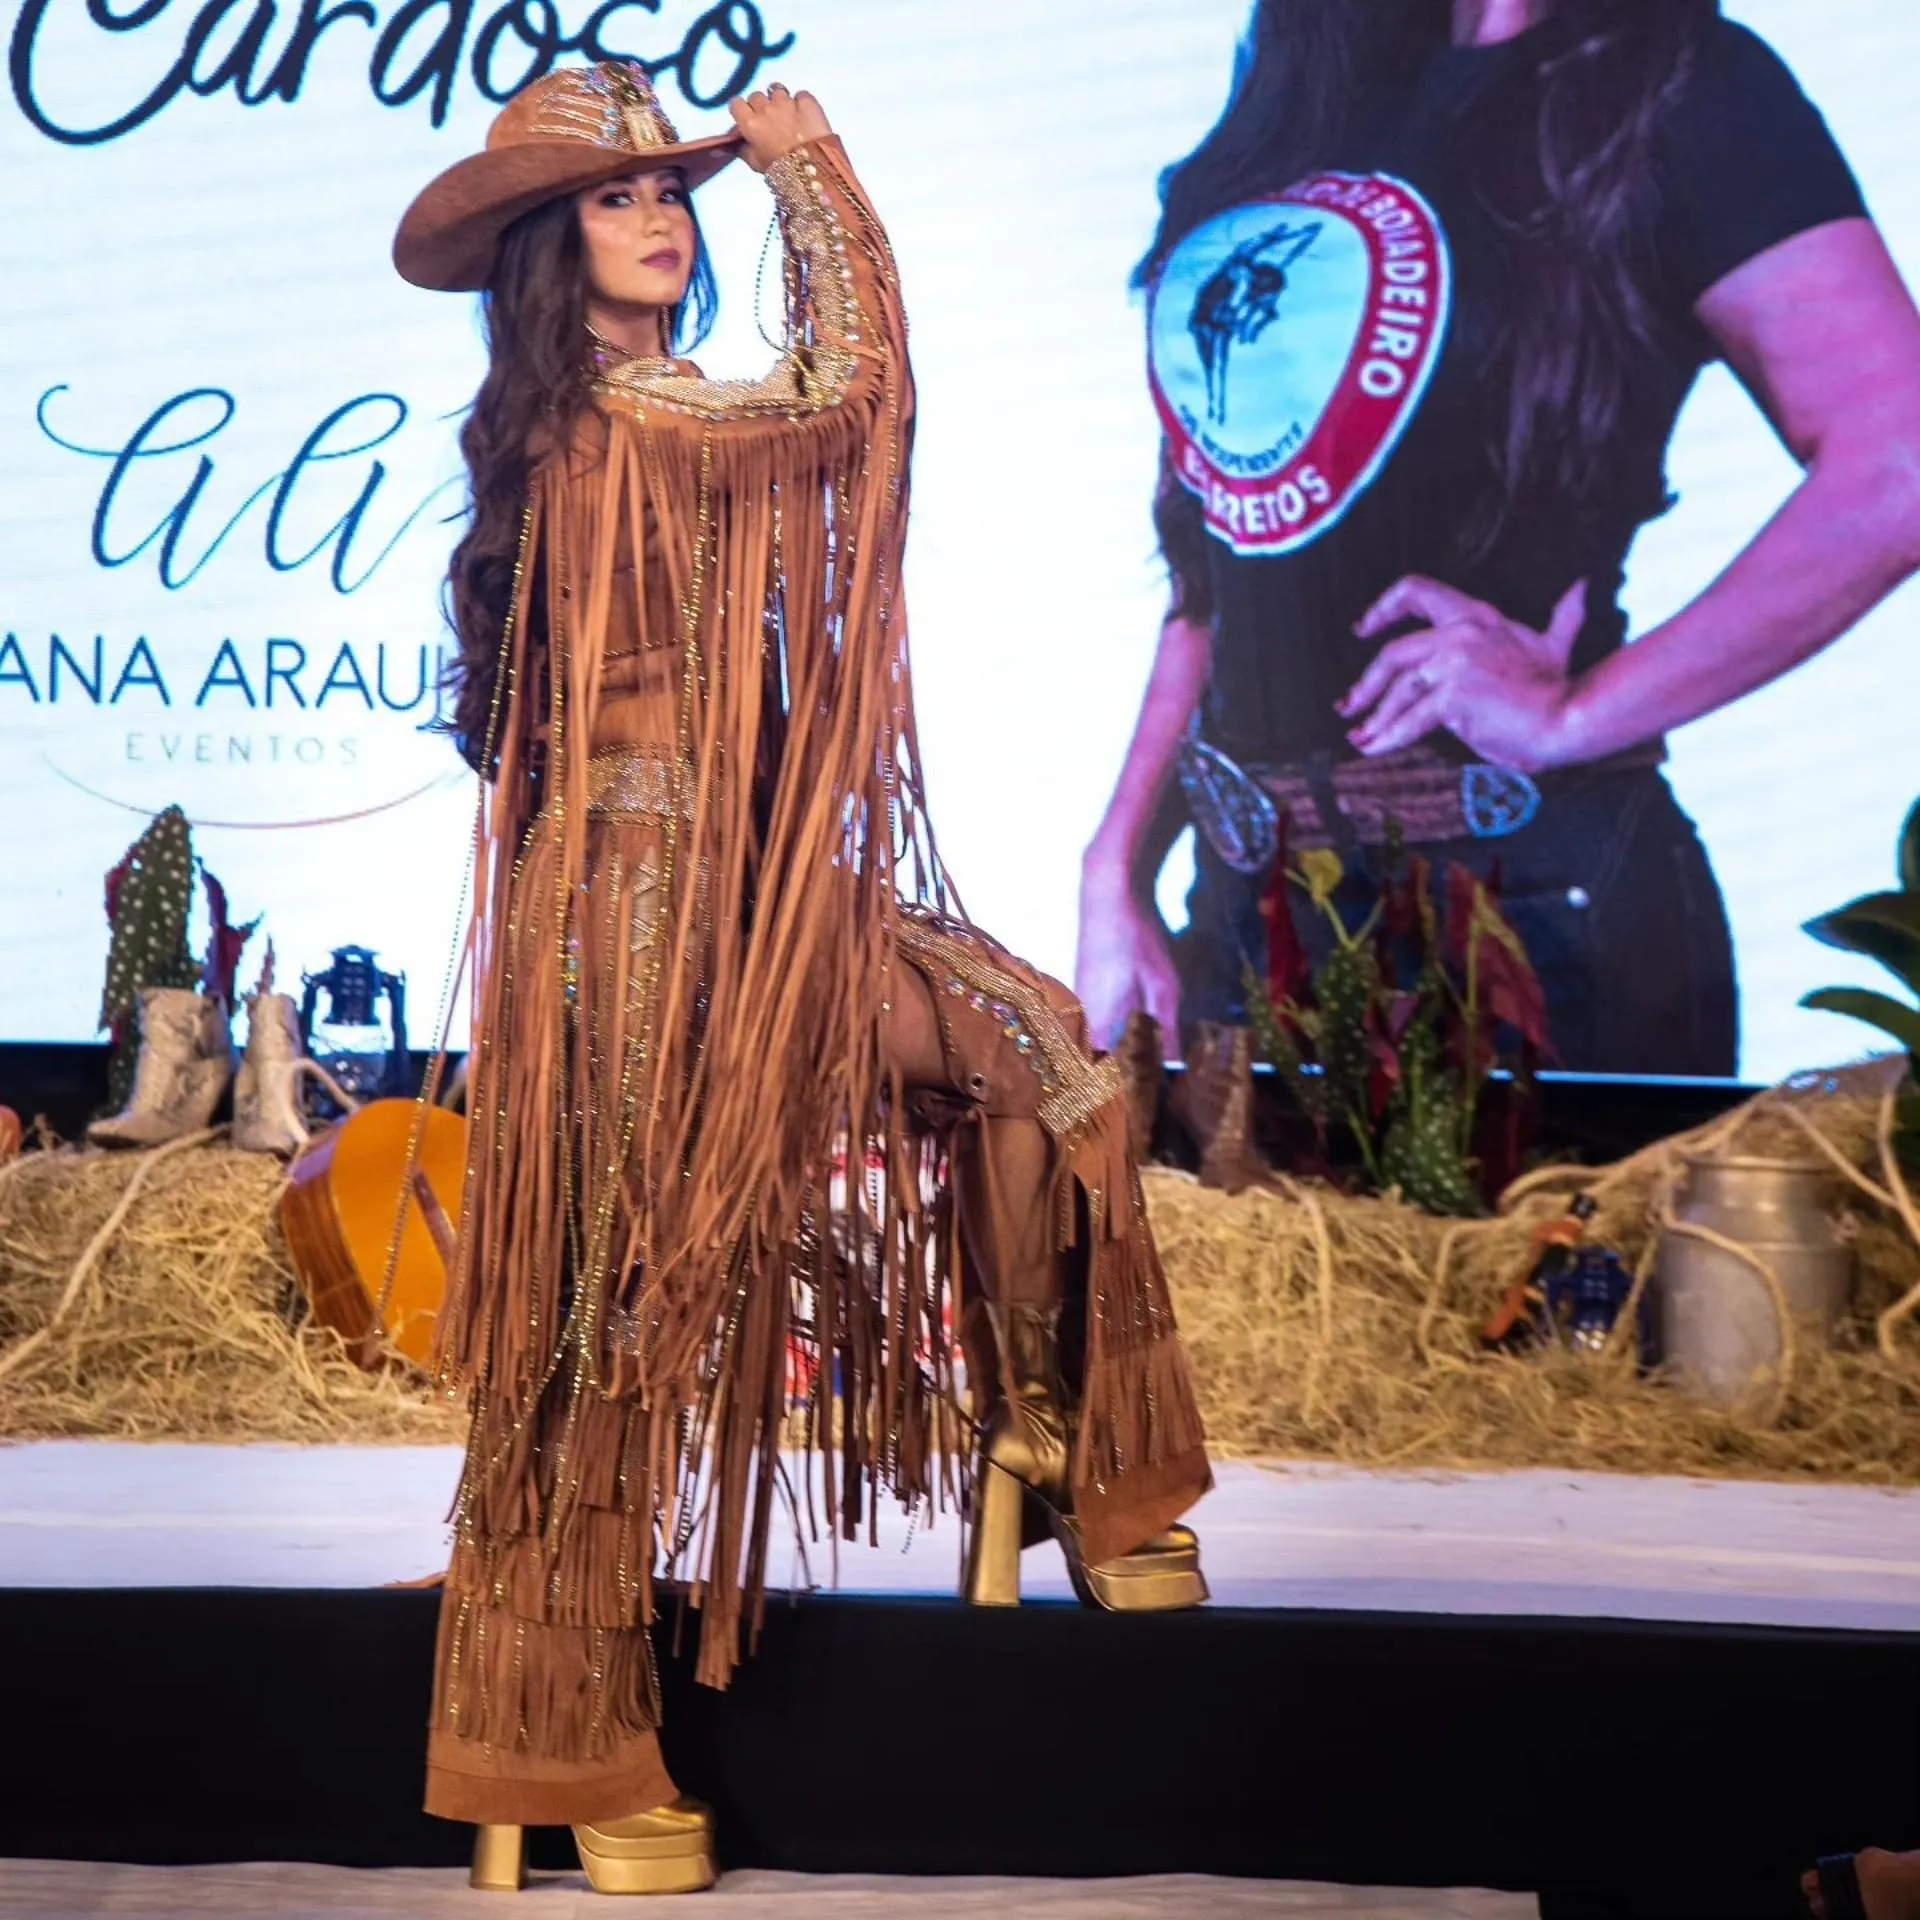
[393,63,1212,1895]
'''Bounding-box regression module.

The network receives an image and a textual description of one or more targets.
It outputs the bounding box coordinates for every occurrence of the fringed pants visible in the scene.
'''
[426,910,1210,1826]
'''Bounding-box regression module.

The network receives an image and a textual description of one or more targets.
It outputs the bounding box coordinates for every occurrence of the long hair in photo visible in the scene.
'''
[1142,0,1719,590]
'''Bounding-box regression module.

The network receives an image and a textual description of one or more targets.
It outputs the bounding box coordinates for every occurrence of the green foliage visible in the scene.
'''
[1315,942,1377,1125]
[1901,798,1920,898]
[1800,986,1920,1057]
[1242,829,1550,1218]
[1804,888,1920,994]
[1245,970,1326,1127]
[1380,1076,1480,1218]
[98,807,200,1111]
[1802,797,1920,1167]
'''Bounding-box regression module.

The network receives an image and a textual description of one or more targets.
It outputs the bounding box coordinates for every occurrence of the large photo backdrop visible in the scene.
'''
[1,0,1914,1081]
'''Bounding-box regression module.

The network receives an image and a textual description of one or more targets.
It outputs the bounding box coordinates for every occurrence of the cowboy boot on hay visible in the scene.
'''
[231,990,314,1156]
[88,988,234,1149]
[1115,1009,1166,1167]
[1169,1019,1267,1193]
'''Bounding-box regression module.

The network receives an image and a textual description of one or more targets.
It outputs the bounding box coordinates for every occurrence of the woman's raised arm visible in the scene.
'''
[595,89,909,433]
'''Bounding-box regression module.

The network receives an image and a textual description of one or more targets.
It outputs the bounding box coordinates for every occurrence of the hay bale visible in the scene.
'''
[4,1061,1917,1476]
[0,1142,460,1443]
[1149,1061,1920,1483]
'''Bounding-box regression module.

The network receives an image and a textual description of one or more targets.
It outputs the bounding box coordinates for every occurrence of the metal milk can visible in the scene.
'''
[1655,1154,1853,1407]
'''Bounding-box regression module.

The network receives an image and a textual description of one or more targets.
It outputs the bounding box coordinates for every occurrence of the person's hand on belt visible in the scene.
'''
[1337,575,1587,772]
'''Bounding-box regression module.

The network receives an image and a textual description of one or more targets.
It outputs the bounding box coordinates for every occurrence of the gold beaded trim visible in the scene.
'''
[585,743,690,823]
[527,61,681,154]
[894,911,1122,1140]
[1038,1051,1126,1141]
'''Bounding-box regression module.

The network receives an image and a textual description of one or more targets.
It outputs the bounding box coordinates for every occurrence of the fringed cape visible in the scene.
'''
[438,137,968,1699]
[434,140,1206,1732]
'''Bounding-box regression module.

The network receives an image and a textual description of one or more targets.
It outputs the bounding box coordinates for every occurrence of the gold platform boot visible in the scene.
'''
[470,1824,528,1891]
[468,1801,716,1895]
[963,1302,1206,1613]
[574,1799,717,1895]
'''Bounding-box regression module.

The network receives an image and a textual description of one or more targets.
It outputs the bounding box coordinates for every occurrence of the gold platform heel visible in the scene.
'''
[961,1304,1208,1614]
[470,1824,527,1892]
[572,1797,717,1896]
[962,1427,1028,1608]
[1048,1514,1208,1613]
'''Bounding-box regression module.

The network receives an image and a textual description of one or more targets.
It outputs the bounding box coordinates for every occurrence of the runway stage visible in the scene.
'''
[6,1444,1920,1628]
[3,1445,1916,1918]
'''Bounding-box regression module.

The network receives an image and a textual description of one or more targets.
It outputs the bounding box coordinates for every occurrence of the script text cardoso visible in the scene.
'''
[10,0,793,143]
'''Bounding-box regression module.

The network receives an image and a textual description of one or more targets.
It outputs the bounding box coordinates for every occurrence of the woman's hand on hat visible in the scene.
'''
[729,83,831,174]
[1336,575,1588,773]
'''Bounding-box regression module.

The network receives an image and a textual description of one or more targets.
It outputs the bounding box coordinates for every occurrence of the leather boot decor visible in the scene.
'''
[1170,1019,1266,1193]
[1115,1009,1165,1168]
[87,988,234,1149]
[231,990,313,1156]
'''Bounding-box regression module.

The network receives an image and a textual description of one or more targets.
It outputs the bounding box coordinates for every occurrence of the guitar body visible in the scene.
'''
[280,1099,467,1369]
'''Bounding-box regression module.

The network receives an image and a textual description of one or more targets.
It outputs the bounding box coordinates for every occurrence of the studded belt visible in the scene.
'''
[584,742,696,824]
[1178,724,1665,873]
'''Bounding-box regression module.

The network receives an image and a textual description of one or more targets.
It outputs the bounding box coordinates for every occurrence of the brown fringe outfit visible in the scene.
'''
[425,136,1211,1826]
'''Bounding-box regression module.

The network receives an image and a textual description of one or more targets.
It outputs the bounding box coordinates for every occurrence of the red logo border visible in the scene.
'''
[1149,172,1453,559]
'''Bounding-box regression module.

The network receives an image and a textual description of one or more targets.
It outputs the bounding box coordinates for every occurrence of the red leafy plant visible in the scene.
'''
[1242,820,1552,1216]
[199,865,261,1008]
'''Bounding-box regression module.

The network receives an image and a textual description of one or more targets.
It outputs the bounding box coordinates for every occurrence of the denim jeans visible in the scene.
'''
[1173,766,1738,1077]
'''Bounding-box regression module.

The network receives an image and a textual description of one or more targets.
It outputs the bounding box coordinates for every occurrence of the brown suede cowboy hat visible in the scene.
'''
[394,61,742,293]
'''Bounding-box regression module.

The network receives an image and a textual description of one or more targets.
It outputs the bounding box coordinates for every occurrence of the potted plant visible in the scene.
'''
[1801,796,1920,1170]
[1242,822,1552,1216]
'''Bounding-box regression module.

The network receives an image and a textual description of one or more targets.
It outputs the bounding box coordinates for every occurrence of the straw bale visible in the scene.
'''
[0,1141,461,1443]
[1149,1060,1920,1483]
[3,1063,1918,1479]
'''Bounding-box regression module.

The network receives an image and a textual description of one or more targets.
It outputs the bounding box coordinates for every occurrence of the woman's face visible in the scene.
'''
[575,167,696,314]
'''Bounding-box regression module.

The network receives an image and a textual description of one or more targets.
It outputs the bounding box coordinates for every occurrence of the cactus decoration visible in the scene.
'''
[99,808,199,1112]
[97,807,258,1114]
[1243,818,1551,1217]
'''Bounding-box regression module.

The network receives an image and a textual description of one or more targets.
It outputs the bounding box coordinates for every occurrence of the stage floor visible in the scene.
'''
[4,1442,1916,1631]
[0,1861,1537,1918]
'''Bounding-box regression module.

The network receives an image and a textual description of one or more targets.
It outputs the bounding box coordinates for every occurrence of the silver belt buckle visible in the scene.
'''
[1177,725,1280,875]
[1461,764,1541,839]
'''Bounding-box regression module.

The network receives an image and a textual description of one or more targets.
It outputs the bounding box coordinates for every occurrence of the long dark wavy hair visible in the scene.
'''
[443,187,719,773]
[1144,0,1718,610]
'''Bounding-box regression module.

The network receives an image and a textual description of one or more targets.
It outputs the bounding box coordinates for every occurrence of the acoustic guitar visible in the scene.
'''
[280,1098,467,1369]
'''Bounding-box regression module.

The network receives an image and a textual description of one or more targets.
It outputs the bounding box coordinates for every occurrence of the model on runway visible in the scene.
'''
[392,63,1212,1893]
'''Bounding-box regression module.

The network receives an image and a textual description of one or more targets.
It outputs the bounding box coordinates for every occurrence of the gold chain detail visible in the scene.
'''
[894,913,1123,1140]
[378,495,537,1336]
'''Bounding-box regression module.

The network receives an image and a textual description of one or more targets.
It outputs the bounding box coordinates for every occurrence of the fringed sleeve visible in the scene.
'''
[595,136,909,438]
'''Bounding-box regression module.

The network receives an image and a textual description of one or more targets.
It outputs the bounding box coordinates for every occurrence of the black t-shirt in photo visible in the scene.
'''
[1147,17,1869,769]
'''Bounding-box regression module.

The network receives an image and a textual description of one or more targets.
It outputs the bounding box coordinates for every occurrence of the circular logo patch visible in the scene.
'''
[1149,172,1452,557]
